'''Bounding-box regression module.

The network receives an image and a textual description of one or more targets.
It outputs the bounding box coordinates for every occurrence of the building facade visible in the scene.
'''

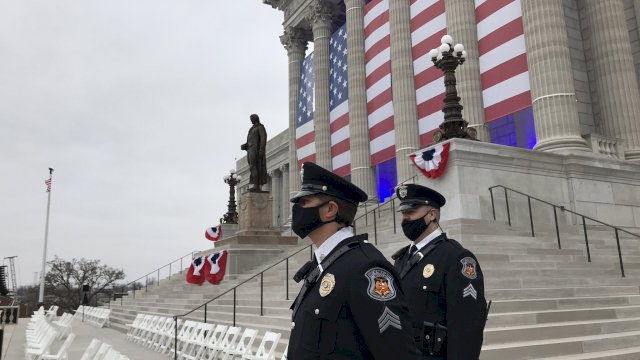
[237,0,640,227]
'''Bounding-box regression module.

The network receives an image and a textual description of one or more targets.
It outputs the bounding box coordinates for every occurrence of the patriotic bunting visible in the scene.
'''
[205,225,222,242]
[186,256,207,285]
[205,250,228,285]
[409,143,451,179]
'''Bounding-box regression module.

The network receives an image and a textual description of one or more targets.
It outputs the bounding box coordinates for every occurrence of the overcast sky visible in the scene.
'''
[0,1,293,287]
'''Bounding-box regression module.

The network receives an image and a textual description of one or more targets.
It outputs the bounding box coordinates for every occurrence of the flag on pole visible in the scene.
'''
[45,178,51,192]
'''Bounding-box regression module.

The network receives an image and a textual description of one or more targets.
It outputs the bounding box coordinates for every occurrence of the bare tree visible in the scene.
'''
[45,256,125,313]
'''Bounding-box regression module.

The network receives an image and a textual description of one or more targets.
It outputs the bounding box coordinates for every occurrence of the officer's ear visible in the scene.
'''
[321,200,339,221]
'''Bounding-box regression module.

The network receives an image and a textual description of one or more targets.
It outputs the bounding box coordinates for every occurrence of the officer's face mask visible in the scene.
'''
[401,208,434,241]
[291,201,334,239]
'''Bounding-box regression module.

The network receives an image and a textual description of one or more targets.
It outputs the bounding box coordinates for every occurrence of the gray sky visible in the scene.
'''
[0,1,292,287]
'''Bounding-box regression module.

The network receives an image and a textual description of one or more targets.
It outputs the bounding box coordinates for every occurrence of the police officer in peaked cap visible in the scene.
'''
[392,184,487,359]
[287,162,421,359]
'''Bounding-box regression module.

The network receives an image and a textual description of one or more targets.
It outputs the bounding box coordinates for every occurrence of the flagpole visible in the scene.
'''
[38,168,54,306]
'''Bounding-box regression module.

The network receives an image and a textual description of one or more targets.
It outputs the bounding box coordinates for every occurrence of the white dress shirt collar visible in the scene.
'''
[413,228,443,252]
[314,227,354,265]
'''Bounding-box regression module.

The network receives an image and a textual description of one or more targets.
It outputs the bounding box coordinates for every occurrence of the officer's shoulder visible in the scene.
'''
[346,237,394,269]
[442,236,479,260]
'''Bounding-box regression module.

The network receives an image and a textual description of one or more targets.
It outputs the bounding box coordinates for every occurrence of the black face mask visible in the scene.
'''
[401,217,432,242]
[292,202,334,239]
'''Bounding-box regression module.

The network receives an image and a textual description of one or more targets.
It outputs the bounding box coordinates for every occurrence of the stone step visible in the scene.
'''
[480,330,640,360]
[535,346,640,359]
[488,306,640,328]
[490,295,640,314]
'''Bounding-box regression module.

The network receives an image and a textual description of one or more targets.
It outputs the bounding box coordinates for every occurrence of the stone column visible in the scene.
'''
[345,0,377,200]
[270,170,282,227]
[389,0,420,182]
[520,0,589,153]
[280,164,290,225]
[307,0,336,169]
[280,28,308,200]
[584,0,640,160]
[444,0,490,142]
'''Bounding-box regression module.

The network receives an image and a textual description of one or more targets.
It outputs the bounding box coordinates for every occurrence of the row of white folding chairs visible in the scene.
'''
[51,313,74,339]
[126,314,180,354]
[44,305,59,322]
[25,307,78,360]
[125,313,282,360]
[73,305,111,328]
[81,338,130,360]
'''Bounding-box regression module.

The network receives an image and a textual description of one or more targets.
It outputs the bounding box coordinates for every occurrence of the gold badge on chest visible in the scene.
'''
[319,273,336,297]
[423,264,435,278]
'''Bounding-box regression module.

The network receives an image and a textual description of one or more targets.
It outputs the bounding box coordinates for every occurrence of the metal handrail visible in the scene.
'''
[118,251,195,304]
[489,185,640,277]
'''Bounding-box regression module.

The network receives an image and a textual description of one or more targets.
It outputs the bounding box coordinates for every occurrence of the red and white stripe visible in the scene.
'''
[475,0,532,122]
[330,103,351,176]
[364,0,395,166]
[411,0,447,147]
[296,121,316,166]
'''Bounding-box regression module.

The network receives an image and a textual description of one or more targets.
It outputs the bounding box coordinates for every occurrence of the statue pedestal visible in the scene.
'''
[204,191,299,276]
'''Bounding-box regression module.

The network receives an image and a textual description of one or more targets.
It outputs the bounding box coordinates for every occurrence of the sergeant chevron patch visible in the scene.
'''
[377,306,402,333]
[463,283,478,300]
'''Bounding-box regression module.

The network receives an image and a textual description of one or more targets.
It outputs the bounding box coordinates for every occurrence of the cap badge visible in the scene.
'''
[423,264,435,278]
[397,184,408,199]
[319,273,335,297]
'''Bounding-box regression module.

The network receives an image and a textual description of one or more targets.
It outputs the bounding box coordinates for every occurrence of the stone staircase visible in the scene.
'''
[108,206,640,359]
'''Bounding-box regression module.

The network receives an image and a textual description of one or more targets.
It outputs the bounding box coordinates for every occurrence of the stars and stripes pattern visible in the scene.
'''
[45,178,51,192]
[410,0,447,147]
[329,25,351,177]
[296,53,316,167]
[364,0,395,166]
[475,0,532,121]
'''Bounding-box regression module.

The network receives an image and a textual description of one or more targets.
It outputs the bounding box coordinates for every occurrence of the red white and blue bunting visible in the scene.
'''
[409,143,451,179]
[186,250,228,285]
[205,225,222,242]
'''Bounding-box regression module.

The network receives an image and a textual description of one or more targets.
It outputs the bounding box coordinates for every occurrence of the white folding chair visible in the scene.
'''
[280,344,288,360]
[41,333,76,360]
[243,331,281,360]
[92,343,112,360]
[80,339,102,360]
[206,326,240,360]
[157,318,182,354]
[221,327,256,360]
[182,322,215,360]
[195,324,228,360]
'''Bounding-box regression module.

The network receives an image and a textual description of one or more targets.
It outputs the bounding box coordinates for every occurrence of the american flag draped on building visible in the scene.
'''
[296,53,316,166]
[329,25,351,177]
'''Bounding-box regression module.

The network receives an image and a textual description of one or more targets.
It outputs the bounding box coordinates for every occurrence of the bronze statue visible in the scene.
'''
[241,114,268,191]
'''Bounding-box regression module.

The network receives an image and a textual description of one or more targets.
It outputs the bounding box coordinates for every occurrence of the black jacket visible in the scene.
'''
[393,233,487,359]
[288,234,421,359]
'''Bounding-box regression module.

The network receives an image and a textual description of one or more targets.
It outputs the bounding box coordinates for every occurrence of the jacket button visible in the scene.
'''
[422,285,427,290]
[315,309,319,315]
[425,335,430,340]
[291,322,295,329]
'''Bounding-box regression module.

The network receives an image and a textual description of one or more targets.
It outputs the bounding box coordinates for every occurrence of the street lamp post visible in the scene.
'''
[429,35,477,142]
[222,169,241,224]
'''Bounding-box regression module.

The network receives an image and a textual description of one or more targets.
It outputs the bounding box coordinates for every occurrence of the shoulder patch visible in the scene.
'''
[365,267,397,301]
[460,257,477,279]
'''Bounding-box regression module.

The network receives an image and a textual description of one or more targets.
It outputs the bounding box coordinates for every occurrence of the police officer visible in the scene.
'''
[287,162,421,359]
[392,184,487,359]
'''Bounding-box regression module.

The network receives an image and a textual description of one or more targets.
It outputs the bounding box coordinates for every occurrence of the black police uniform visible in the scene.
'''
[392,184,487,359]
[287,162,421,360]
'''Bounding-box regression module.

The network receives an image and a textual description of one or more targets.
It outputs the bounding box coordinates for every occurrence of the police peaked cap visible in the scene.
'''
[395,184,446,211]
[290,162,368,205]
